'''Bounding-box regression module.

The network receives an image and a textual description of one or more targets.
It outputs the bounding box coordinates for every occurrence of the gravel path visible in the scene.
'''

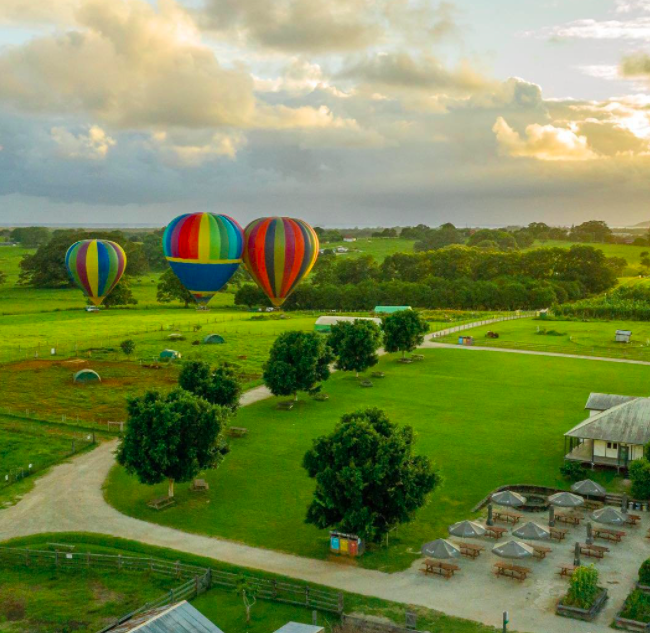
[1,313,642,633]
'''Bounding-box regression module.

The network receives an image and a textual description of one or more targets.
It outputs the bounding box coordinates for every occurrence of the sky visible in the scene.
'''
[0,0,650,228]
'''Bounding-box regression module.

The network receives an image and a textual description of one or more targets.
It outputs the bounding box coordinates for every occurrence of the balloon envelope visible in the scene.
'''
[65,239,127,306]
[162,213,244,305]
[243,217,319,307]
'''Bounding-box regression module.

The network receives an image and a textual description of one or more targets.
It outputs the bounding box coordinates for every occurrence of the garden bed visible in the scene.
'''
[556,588,607,622]
[616,589,650,631]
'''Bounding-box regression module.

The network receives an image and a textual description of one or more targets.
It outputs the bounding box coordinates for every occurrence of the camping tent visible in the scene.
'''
[73,369,101,383]
[203,334,225,344]
[373,306,411,314]
[314,316,381,333]
[160,349,181,360]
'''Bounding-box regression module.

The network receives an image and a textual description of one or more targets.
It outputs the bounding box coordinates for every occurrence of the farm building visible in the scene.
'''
[73,369,101,383]
[343,237,356,243]
[584,392,638,417]
[314,316,381,333]
[374,306,411,314]
[104,601,224,632]
[615,329,632,343]
[160,349,181,360]
[203,334,225,344]
[273,624,325,633]
[565,394,650,469]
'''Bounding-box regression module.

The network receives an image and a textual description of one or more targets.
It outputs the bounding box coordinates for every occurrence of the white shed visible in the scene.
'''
[314,316,381,333]
[616,330,632,343]
[273,624,325,633]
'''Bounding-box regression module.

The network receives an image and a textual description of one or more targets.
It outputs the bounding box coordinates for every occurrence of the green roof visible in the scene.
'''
[373,306,411,313]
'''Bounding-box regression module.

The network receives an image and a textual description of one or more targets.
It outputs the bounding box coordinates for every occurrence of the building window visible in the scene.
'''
[607,442,618,450]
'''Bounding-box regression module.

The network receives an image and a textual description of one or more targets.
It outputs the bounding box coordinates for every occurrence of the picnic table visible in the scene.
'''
[190,478,209,492]
[492,510,523,525]
[579,543,609,559]
[550,527,568,542]
[531,545,552,561]
[147,495,175,510]
[557,564,576,579]
[593,527,626,543]
[420,558,460,580]
[227,426,249,438]
[493,561,531,581]
[626,513,641,526]
[555,512,582,526]
[485,526,508,540]
[456,542,485,559]
[583,500,604,511]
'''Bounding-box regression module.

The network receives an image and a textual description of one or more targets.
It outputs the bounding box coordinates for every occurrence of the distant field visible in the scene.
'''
[324,237,416,260]
[105,346,638,572]
[437,317,650,361]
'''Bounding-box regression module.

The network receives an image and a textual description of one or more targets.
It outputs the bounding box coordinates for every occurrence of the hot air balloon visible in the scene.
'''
[162,213,244,306]
[243,217,319,307]
[65,239,127,307]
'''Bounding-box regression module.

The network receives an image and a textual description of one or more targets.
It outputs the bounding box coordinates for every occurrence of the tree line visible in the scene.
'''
[236,244,620,311]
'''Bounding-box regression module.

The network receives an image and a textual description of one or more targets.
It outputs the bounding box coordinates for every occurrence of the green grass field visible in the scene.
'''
[439,317,650,361]
[324,237,416,260]
[105,346,642,572]
[0,533,503,633]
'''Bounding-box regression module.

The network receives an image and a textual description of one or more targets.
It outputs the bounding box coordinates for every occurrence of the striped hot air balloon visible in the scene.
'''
[243,217,319,307]
[162,213,244,306]
[65,240,127,307]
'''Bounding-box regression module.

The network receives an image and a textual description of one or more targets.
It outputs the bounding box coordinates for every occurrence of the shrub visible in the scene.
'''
[119,339,135,356]
[564,565,600,609]
[639,559,650,586]
[621,590,650,623]
[629,459,650,499]
[560,460,587,481]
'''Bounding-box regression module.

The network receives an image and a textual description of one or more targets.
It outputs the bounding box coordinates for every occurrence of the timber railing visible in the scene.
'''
[428,312,534,339]
[0,546,345,628]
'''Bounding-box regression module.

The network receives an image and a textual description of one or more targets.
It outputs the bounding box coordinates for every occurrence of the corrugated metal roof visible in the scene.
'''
[566,398,650,444]
[616,330,632,335]
[106,602,224,633]
[273,624,325,633]
[584,392,639,411]
[314,316,381,326]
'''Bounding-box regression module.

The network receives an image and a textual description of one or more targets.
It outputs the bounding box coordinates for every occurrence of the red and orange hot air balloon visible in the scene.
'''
[243,217,319,307]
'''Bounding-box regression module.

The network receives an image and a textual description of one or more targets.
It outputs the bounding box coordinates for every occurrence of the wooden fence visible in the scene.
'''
[0,546,344,623]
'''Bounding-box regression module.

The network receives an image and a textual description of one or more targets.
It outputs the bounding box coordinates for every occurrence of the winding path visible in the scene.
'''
[1,313,648,633]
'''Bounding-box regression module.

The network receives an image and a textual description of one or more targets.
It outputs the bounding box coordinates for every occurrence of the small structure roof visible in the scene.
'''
[106,601,224,633]
[616,330,632,335]
[512,522,550,541]
[314,316,381,326]
[373,306,411,313]
[571,479,607,497]
[273,624,325,633]
[566,398,650,445]
[548,492,584,508]
[491,490,526,507]
[448,520,486,538]
[592,506,627,526]
[421,539,460,559]
[584,392,639,411]
[492,540,533,560]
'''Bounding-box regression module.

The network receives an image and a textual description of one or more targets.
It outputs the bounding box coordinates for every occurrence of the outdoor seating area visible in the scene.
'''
[420,559,460,580]
[493,561,531,581]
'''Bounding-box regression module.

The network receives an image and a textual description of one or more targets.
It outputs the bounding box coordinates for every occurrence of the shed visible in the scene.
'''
[616,330,632,343]
[203,334,225,345]
[273,624,325,633]
[314,316,381,333]
[160,349,181,360]
[373,306,411,314]
[104,601,224,633]
[73,369,101,383]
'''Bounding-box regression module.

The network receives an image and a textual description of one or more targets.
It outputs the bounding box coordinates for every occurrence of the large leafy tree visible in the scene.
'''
[116,389,229,498]
[156,267,194,308]
[382,310,429,359]
[11,226,50,247]
[179,361,242,413]
[303,408,440,542]
[328,320,382,377]
[102,280,138,307]
[19,229,147,288]
[263,331,334,401]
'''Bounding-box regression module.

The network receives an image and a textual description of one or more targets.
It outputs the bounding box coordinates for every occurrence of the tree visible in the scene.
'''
[179,361,242,414]
[236,575,258,624]
[629,459,650,500]
[116,389,229,498]
[103,280,138,307]
[382,310,429,359]
[120,340,136,356]
[10,226,50,247]
[140,230,168,271]
[641,252,650,274]
[156,267,194,308]
[328,320,382,377]
[234,284,270,308]
[303,408,440,543]
[263,331,334,401]
[565,565,600,609]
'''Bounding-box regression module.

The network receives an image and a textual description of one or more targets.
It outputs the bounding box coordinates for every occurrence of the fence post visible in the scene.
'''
[338,592,344,614]
[195,575,199,597]
[305,585,310,606]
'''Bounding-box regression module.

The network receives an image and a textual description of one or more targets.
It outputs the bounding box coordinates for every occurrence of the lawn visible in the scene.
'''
[105,347,644,572]
[0,533,503,633]
[438,316,650,361]
[324,237,416,260]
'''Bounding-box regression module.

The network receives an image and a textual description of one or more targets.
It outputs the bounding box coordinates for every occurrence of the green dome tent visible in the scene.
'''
[74,369,101,383]
[160,349,181,360]
[203,334,225,345]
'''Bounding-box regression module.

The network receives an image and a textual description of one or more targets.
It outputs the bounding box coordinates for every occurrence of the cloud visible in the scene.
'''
[493,117,598,161]
[149,129,246,165]
[51,125,116,159]
[0,0,81,25]
[529,17,650,40]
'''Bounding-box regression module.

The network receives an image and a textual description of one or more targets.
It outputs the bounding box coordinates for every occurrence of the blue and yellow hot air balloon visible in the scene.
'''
[162,213,244,306]
[65,239,127,306]
[243,217,319,307]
